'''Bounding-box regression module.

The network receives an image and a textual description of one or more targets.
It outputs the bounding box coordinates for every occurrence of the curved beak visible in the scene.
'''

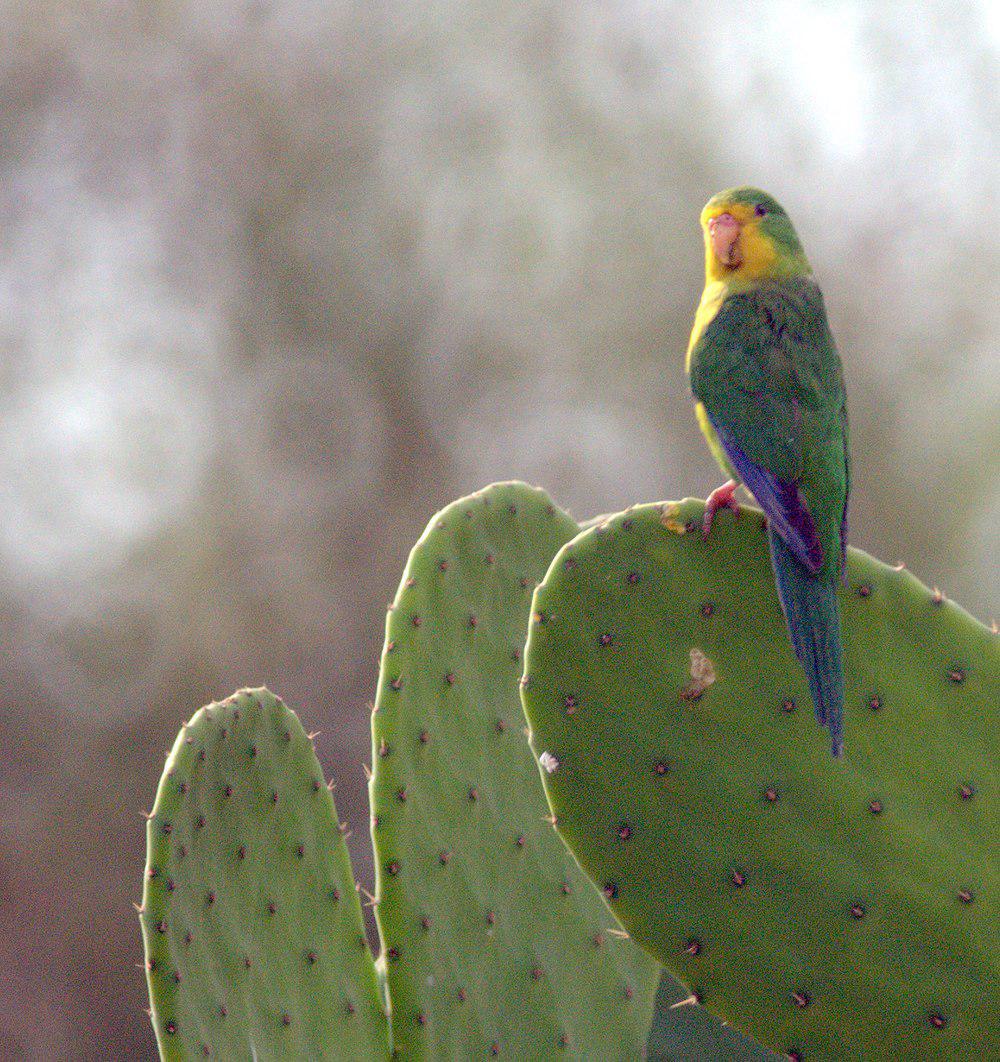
[707,212,742,267]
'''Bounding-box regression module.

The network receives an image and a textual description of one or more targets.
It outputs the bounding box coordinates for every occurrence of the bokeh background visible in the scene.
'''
[1,1,996,1056]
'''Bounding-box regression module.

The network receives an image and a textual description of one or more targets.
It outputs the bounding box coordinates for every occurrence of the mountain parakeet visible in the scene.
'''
[687,187,850,756]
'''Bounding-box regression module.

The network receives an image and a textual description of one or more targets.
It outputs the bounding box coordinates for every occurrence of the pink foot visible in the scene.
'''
[702,480,740,539]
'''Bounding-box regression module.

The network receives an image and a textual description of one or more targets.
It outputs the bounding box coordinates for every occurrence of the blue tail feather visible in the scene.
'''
[767,527,844,757]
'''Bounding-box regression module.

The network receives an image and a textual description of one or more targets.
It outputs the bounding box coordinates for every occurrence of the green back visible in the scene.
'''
[689,279,848,577]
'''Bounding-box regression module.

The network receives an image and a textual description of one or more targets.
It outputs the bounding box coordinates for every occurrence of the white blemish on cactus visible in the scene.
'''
[539,751,560,774]
[681,648,716,700]
[659,502,687,535]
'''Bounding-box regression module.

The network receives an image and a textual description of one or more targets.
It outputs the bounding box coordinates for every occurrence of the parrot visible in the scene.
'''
[686,187,850,757]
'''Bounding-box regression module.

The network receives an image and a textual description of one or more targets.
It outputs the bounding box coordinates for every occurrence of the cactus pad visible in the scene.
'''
[141,688,388,1061]
[645,973,779,1062]
[522,500,998,1059]
[370,482,662,1058]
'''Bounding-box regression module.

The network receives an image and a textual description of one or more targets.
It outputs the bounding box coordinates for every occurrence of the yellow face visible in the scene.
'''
[698,187,809,284]
[700,199,779,283]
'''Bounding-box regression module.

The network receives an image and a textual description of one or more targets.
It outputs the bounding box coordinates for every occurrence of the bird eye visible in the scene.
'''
[754,203,768,217]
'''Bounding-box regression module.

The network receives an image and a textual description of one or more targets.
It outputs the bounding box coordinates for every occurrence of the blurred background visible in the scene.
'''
[0,0,996,1056]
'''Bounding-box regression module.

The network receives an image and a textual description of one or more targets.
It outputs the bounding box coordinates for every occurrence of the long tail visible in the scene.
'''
[767,526,844,757]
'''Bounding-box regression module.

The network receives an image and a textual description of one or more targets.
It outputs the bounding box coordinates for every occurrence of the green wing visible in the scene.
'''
[689,278,849,577]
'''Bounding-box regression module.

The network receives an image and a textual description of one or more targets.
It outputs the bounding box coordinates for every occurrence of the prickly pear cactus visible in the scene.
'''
[141,688,388,1061]
[370,482,661,1058]
[646,974,779,1062]
[521,499,999,1060]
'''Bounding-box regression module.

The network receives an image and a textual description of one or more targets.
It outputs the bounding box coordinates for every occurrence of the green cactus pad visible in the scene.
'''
[370,482,662,1059]
[141,688,388,1061]
[522,500,999,1060]
[646,972,780,1062]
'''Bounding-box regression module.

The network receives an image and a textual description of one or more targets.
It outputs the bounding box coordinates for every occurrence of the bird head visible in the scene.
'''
[700,188,810,283]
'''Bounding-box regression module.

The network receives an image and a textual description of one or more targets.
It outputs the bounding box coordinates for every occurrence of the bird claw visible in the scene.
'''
[702,480,740,539]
